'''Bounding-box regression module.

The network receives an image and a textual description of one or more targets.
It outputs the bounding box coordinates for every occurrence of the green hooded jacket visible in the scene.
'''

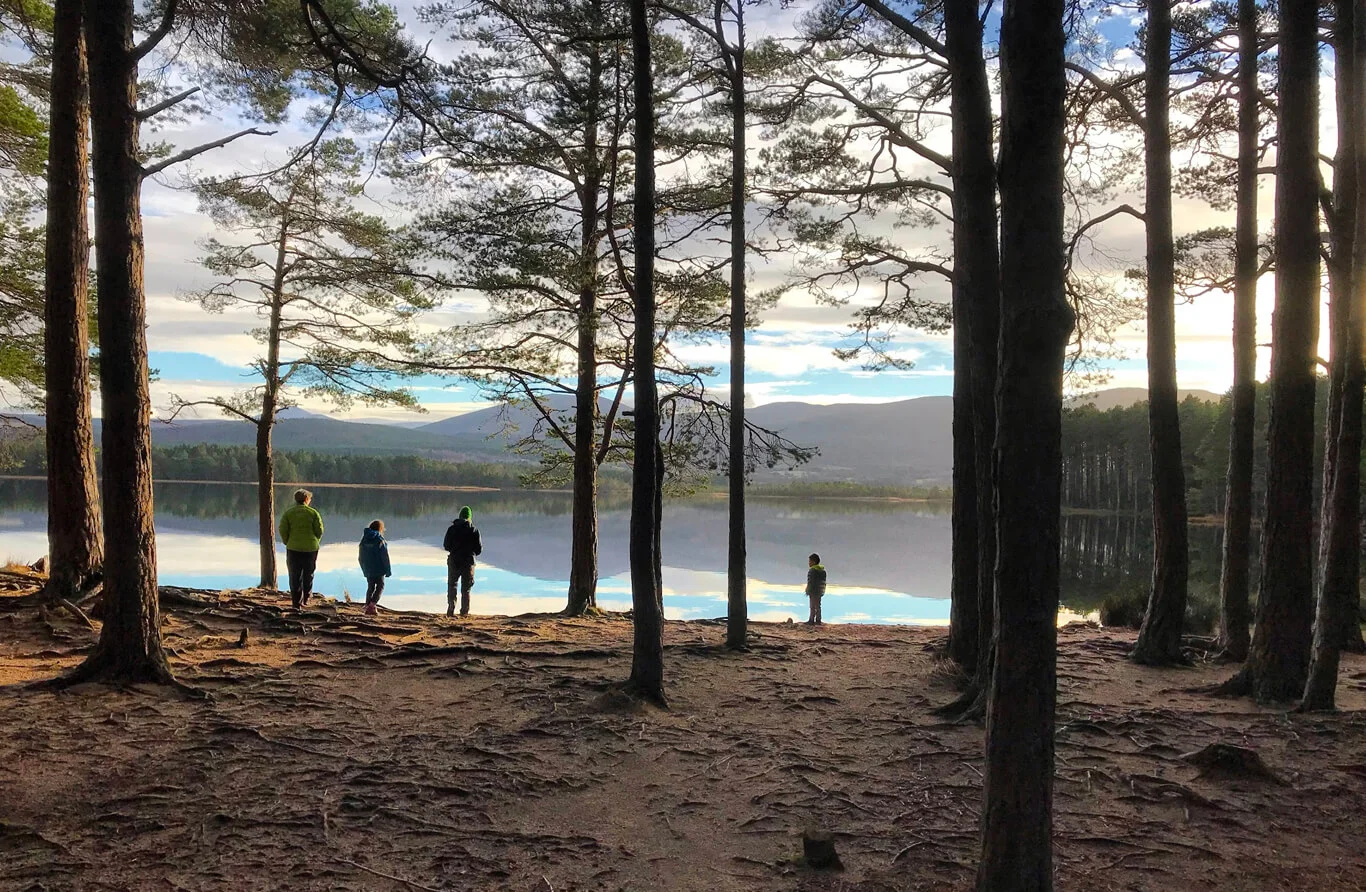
[279,503,324,552]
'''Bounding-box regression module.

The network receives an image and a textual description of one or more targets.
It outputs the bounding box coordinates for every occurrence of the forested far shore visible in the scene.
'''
[0,439,630,492]
[1066,379,1346,516]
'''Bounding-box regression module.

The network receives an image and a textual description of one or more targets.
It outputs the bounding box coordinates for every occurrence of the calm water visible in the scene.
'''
[0,480,962,624]
[0,479,1223,624]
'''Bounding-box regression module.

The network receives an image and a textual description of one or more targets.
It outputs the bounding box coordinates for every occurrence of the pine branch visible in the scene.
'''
[143,128,276,178]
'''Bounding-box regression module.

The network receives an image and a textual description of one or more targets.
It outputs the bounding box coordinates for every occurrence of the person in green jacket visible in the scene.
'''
[805,552,827,625]
[279,488,324,608]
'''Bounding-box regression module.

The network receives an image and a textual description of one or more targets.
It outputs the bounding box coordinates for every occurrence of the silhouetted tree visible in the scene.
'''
[627,0,665,705]
[977,0,1072,887]
[1219,0,1319,703]
[944,0,1000,681]
[1133,0,1190,666]
[1302,0,1366,710]
[1216,0,1262,661]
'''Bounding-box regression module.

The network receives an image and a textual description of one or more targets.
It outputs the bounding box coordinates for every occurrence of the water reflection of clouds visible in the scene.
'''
[154,528,957,624]
[0,490,957,625]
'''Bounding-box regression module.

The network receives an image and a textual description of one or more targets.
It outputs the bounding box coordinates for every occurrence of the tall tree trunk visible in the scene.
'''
[1217,0,1260,661]
[256,410,277,589]
[1302,0,1366,710]
[66,0,174,684]
[945,0,1000,682]
[42,0,103,602]
[627,0,664,705]
[257,222,288,590]
[1221,0,1320,703]
[978,0,1071,884]
[725,9,748,651]
[566,270,600,616]
[949,311,979,668]
[567,30,605,617]
[1329,0,1366,656]
[1134,0,1190,666]
[567,381,600,614]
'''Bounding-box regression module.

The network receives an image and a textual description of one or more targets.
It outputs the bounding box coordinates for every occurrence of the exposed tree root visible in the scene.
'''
[338,858,444,891]
[30,648,210,700]
[1203,668,1252,698]
[620,678,668,710]
[1130,640,1191,668]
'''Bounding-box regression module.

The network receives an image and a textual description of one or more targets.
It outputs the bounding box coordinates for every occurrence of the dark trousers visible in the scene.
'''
[447,560,474,616]
[807,594,822,625]
[364,577,385,606]
[286,549,318,608]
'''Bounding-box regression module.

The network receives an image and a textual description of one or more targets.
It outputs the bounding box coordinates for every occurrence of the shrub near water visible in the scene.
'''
[1098,587,1146,629]
[1096,585,1219,635]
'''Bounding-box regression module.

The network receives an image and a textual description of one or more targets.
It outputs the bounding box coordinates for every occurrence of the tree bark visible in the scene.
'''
[1222,0,1319,703]
[1302,0,1366,710]
[627,0,665,705]
[1328,0,1366,656]
[945,0,999,678]
[978,0,1071,885]
[567,23,605,618]
[256,410,277,588]
[1217,0,1260,662]
[948,308,979,668]
[255,218,289,590]
[725,5,748,651]
[66,0,174,685]
[1133,0,1190,666]
[42,0,104,603]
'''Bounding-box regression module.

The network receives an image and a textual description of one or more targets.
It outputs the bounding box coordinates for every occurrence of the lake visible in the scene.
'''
[0,479,1223,624]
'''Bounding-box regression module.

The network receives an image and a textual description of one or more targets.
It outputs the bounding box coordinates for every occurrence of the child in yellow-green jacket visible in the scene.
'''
[805,553,827,625]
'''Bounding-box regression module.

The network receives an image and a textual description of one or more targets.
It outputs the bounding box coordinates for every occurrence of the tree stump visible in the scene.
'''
[1179,743,1282,783]
[801,829,842,870]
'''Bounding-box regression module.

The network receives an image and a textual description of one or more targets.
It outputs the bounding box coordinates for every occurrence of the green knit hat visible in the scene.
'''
[459,506,473,521]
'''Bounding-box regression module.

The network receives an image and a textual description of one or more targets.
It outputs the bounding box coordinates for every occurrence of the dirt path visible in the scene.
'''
[1,585,1364,891]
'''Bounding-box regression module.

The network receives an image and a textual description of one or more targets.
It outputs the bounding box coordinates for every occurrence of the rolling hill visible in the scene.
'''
[5,387,1221,485]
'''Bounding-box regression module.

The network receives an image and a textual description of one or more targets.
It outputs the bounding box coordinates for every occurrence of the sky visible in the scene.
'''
[8,2,1338,424]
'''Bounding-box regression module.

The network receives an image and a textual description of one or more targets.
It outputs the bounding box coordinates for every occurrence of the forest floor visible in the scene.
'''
[1,575,1365,891]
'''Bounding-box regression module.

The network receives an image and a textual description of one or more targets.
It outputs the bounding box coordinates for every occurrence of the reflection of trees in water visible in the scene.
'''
[0,479,44,512]
[0,479,606,522]
[149,483,594,520]
[1060,513,1229,612]
[0,479,1248,612]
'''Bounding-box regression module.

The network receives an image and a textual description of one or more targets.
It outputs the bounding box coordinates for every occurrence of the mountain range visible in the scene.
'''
[7,387,1222,485]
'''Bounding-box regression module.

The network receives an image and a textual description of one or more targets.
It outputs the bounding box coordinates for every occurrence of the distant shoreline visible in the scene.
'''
[0,475,511,493]
[0,477,1235,519]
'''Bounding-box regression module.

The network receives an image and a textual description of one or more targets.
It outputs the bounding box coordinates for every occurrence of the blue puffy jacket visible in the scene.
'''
[358,528,391,579]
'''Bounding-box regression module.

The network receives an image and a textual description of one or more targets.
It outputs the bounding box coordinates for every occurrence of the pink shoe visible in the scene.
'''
[364,603,377,616]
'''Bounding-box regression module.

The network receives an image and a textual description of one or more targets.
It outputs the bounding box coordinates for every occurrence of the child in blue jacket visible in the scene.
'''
[358,520,392,615]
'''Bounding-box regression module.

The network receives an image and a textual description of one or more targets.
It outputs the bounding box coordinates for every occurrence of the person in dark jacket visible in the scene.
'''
[358,520,392,616]
[443,506,482,617]
[805,552,827,625]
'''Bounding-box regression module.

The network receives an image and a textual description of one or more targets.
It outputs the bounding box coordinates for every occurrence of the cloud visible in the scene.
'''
[28,2,1331,421]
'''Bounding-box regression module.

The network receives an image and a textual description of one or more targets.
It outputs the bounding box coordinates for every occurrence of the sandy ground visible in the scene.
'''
[1,577,1365,891]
